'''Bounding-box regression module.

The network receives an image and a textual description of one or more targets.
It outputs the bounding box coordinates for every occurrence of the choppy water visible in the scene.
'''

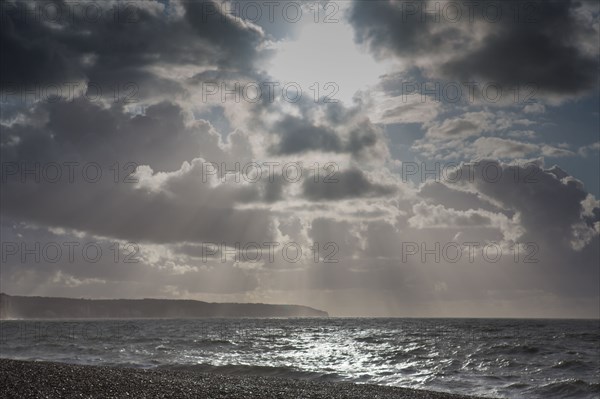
[0,318,598,398]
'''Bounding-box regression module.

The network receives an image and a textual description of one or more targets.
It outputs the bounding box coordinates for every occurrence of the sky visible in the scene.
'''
[1,0,599,318]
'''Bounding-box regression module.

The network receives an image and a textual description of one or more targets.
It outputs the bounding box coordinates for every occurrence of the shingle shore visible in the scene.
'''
[0,358,496,399]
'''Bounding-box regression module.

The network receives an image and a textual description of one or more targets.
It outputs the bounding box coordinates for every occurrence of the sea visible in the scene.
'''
[0,318,598,398]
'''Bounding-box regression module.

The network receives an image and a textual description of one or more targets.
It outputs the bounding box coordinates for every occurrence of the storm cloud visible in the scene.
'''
[0,0,598,317]
[349,0,599,96]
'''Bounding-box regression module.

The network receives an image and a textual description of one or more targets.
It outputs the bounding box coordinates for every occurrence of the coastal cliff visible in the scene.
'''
[0,293,328,319]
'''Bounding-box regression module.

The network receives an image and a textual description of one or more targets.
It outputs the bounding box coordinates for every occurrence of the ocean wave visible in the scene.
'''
[355,336,384,344]
[485,343,540,355]
[3,318,598,399]
[193,339,236,347]
[535,379,600,398]
[551,359,592,372]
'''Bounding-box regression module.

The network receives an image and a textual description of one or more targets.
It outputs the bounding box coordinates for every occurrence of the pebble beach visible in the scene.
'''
[0,358,494,399]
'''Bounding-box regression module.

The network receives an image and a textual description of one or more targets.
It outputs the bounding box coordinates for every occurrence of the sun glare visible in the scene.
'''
[269,18,386,105]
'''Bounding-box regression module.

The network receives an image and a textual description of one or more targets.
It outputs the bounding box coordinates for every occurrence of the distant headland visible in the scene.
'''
[0,293,328,319]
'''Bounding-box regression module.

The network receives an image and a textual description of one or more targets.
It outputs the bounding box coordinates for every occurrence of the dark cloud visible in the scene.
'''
[441,27,598,95]
[1,167,274,246]
[269,115,343,155]
[448,160,599,249]
[269,115,381,157]
[1,98,224,171]
[0,223,260,296]
[1,0,598,317]
[1,0,266,94]
[349,0,464,58]
[183,1,264,69]
[0,98,274,245]
[349,0,599,96]
[302,168,396,200]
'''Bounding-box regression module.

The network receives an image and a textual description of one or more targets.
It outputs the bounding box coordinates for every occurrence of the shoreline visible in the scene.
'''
[0,358,496,399]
